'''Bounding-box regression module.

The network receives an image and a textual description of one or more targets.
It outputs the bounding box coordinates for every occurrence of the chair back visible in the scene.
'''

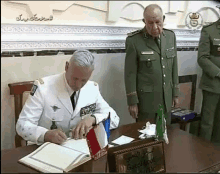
[8,81,34,147]
[178,74,197,110]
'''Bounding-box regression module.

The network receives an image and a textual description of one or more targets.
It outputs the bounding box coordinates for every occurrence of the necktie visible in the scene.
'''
[70,91,76,111]
[155,37,160,48]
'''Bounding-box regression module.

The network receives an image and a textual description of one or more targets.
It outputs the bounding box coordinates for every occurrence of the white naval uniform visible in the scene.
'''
[16,72,119,145]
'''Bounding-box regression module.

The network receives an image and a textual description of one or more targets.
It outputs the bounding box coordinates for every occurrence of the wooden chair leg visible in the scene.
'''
[179,122,187,131]
[15,134,22,148]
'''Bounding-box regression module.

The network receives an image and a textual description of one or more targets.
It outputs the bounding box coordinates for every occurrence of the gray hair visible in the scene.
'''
[143,4,163,17]
[69,50,95,70]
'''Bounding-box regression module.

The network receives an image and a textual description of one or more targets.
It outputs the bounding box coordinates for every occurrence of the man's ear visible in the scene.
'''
[163,15,165,22]
[142,18,145,23]
[65,61,69,71]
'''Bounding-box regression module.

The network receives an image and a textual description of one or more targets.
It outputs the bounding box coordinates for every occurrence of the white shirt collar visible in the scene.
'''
[63,73,75,97]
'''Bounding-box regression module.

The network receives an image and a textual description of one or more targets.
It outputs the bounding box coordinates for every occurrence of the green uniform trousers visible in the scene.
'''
[137,111,171,126]
[200,90,220,145]
[136,90,171,125]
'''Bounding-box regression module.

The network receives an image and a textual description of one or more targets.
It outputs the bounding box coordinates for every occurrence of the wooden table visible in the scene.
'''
[109,121,220,173]
[2,121,220,173]
[1,143,107,173]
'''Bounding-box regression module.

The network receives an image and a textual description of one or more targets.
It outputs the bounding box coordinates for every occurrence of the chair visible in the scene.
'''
[171,74,201,131]
[8,81,34,148]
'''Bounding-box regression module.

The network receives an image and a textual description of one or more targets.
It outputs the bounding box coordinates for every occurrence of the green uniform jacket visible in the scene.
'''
[198,18,220,94]
[124,27,179,113]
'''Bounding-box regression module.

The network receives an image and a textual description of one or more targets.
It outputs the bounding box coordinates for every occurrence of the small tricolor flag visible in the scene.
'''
[86,122,108,160]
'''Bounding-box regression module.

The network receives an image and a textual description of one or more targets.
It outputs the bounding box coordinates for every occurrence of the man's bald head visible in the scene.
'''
[144,4,163,18]
[143,4,164,38]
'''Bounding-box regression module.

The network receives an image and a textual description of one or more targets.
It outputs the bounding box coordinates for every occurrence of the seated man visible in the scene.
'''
[16,50,119,145]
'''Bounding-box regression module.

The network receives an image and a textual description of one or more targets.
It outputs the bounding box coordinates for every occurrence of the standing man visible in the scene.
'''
[198,18,220,145]
[16,50,119,145]
[124,4,179,124]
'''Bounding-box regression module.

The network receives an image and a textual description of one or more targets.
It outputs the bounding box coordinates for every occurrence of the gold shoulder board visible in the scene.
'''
[127,30,141,37]
[203,22,214,28]
[37,78,44,84]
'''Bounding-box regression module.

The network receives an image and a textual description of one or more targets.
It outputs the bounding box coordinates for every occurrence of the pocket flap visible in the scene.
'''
[139,85,153,92]
[213,40,220,46]
[165,47,175,58]
[140,55,156,61]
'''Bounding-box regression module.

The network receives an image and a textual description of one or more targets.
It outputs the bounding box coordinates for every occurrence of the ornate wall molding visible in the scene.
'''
[1,24,201,52]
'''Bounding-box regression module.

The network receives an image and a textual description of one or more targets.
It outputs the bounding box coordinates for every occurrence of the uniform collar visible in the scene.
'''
[142,27,151,38]
[63,73,75,97]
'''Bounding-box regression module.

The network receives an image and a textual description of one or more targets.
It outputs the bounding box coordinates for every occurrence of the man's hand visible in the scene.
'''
[172,97,179,108]
[128,104,138,119]
[71,115,95,140]
[44,129,67,144]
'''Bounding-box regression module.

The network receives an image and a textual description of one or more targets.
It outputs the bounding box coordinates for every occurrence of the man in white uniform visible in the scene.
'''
[16,50,119,145]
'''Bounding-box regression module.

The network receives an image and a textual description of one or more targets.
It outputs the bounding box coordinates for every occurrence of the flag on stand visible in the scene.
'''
[86,122,108,160]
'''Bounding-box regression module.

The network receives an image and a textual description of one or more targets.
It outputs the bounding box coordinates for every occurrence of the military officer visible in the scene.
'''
[198,18,220,145]
[124,4,179,124]
[16,50,119,145]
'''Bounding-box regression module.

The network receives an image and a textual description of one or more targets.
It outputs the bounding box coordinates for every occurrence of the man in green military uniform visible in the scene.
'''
[198,18,220,145]
[124,4,179,124]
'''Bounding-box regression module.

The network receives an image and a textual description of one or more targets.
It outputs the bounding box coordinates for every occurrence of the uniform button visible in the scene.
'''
[148,59,150,61]
[162,57,164,60]
[164,74,166,77]
[163,65,165,68]
[164,82,166,85]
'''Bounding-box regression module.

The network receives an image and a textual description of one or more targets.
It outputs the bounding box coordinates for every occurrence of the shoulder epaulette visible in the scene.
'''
[127,30,141,37]
[203,22,214,28]
[94,82,98,86]
[36,78,44,84]
[163,28,175,34]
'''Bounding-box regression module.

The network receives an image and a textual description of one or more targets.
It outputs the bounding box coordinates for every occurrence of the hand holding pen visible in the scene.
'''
[44,127,67,145]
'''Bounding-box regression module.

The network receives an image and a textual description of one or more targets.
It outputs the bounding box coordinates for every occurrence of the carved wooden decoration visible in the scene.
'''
[108,139,166,173]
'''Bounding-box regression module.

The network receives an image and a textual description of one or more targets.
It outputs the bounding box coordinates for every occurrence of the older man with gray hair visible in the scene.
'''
[124,4,179,124]
[16,50,119,145]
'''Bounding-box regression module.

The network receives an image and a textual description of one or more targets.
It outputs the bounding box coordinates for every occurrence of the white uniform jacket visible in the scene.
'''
[16,73,119,144]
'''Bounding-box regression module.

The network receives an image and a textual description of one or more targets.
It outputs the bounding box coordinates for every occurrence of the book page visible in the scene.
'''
[31,143,86,170]
[61,138,90,155]
[19,142,89,173]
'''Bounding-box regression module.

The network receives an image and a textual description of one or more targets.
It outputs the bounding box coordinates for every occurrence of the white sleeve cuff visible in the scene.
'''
[93,113,108,125]
[35,126,49,144]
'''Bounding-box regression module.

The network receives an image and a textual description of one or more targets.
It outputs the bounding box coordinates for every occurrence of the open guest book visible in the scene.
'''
[18,123,108,173]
